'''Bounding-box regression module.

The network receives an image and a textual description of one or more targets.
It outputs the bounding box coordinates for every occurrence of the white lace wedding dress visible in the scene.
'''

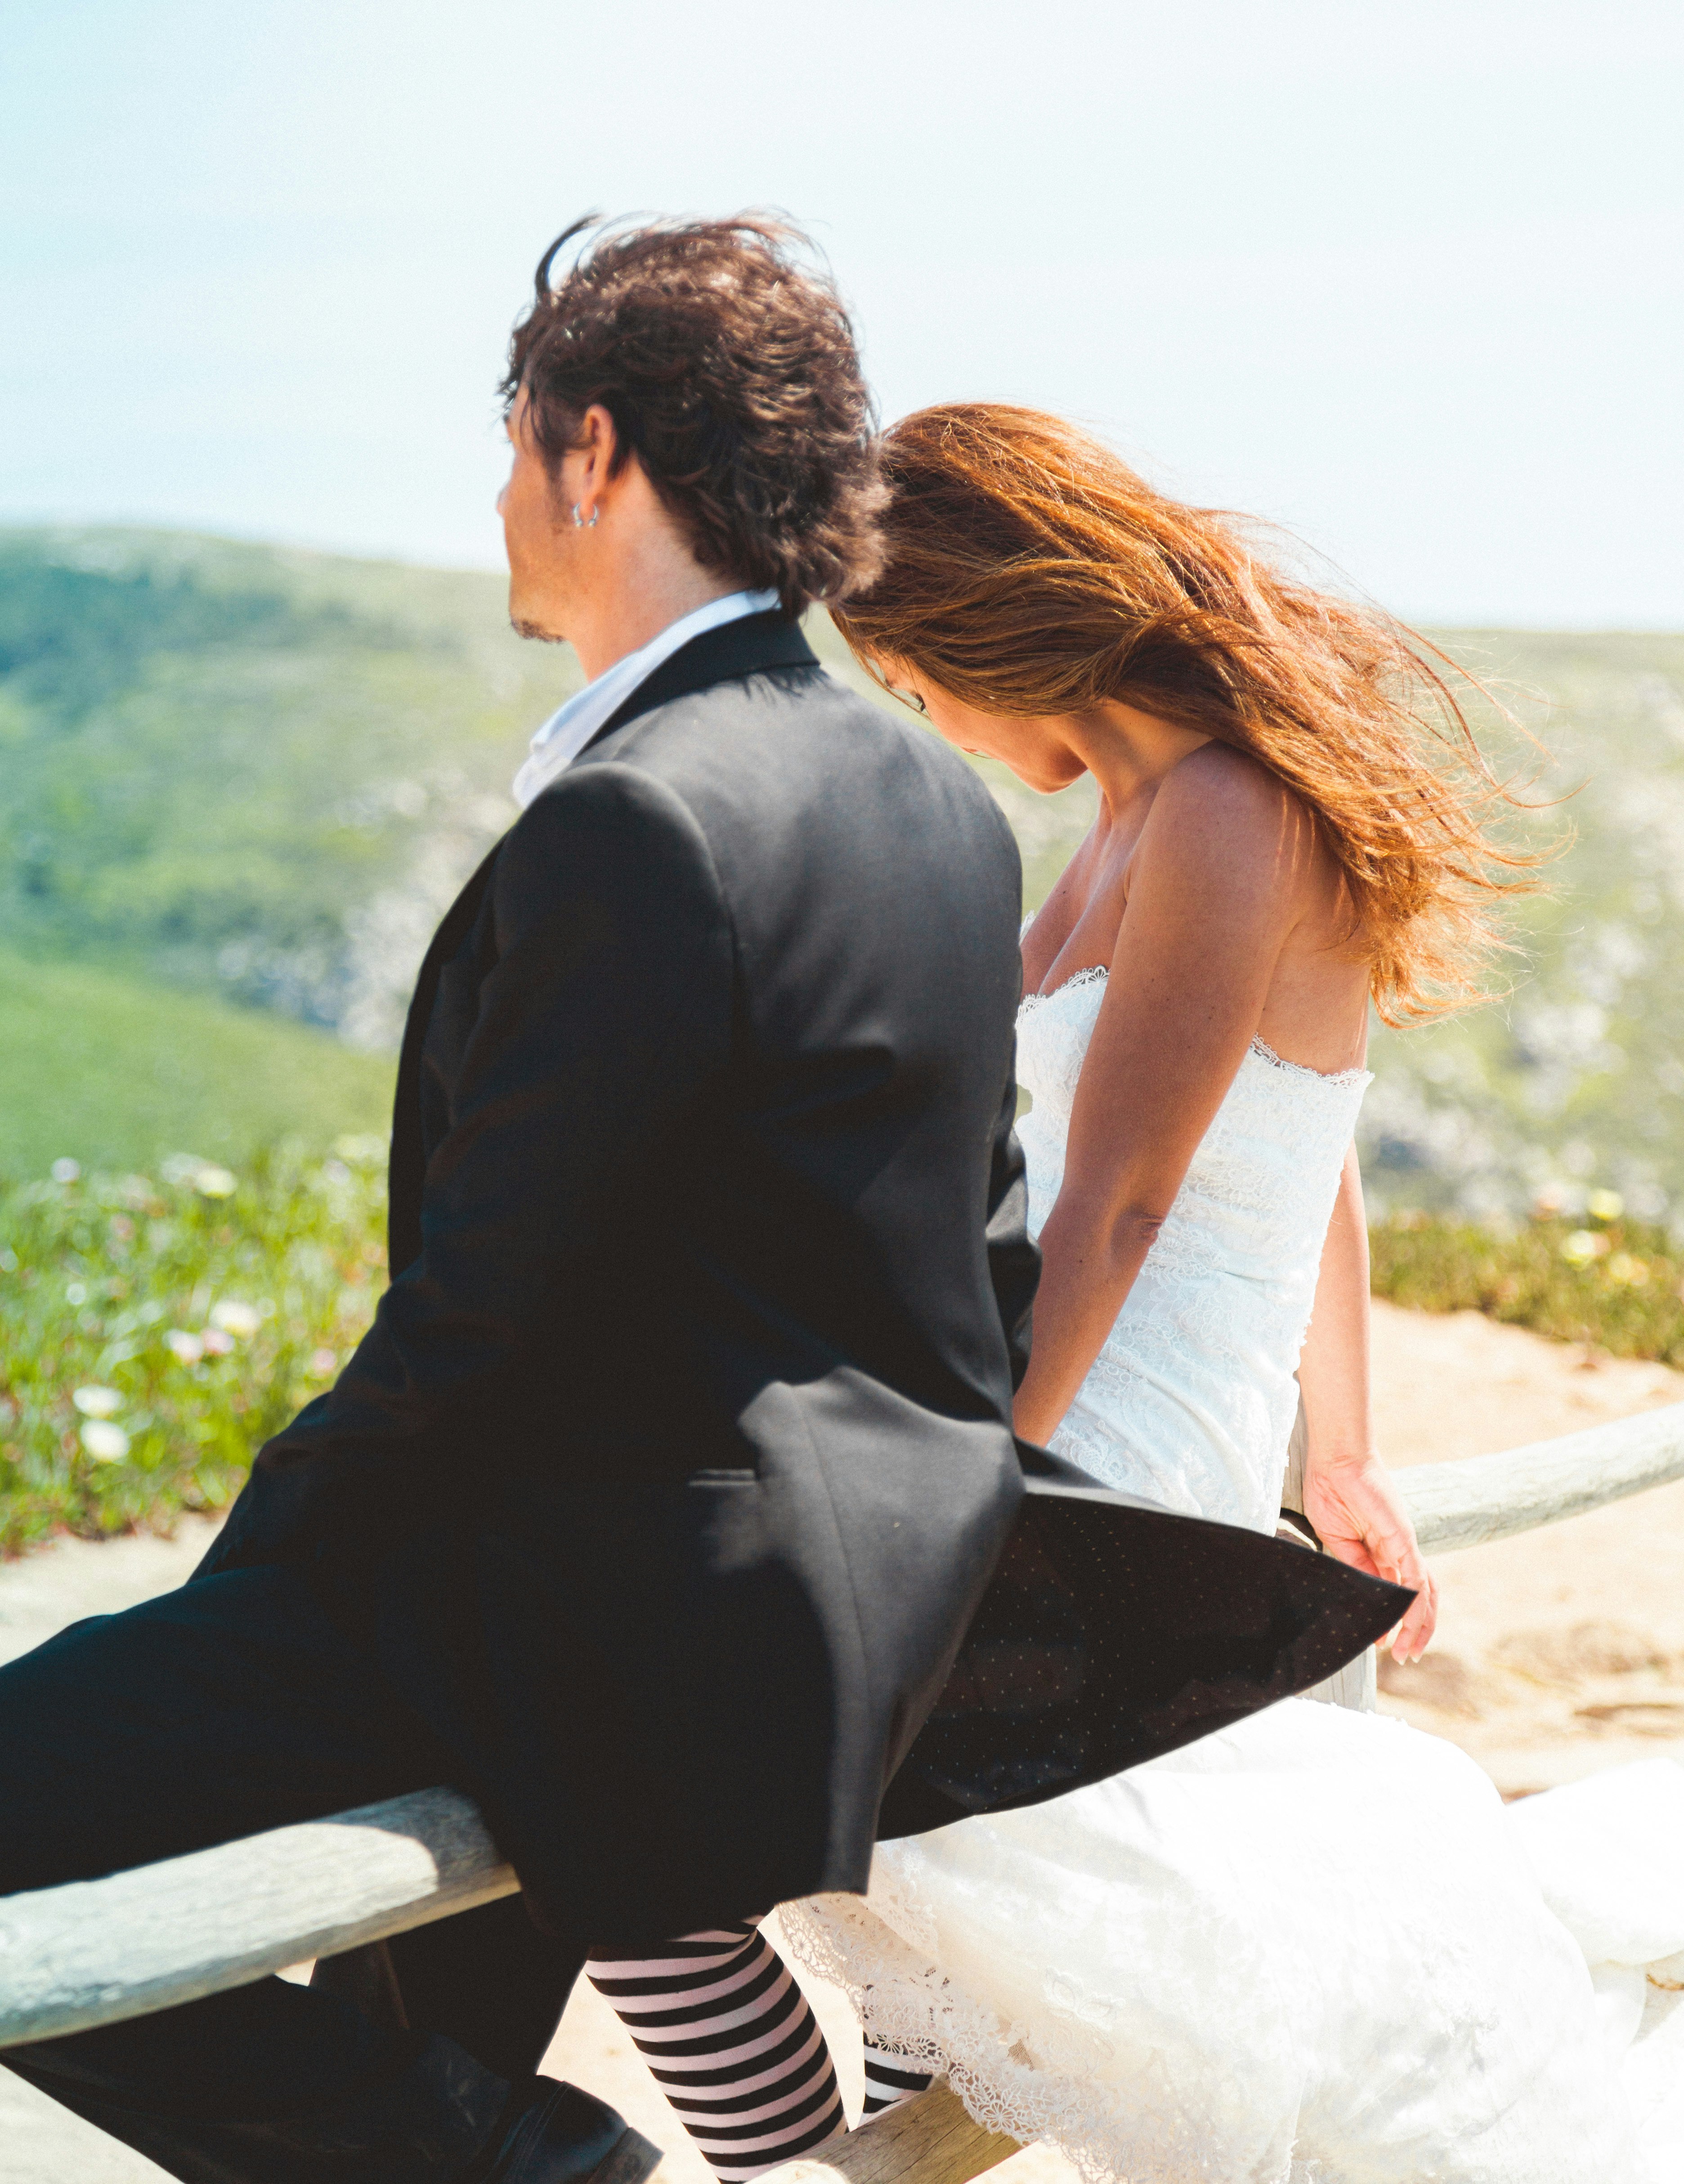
[782,970,1684,2183]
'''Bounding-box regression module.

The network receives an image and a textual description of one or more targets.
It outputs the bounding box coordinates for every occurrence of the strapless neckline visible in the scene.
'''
[1018,963,1368,1091]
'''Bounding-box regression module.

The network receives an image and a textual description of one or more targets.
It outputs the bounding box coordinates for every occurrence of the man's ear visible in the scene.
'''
[575,404,621,502]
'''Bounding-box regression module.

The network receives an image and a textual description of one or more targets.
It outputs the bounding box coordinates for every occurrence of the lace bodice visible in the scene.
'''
[1014,968,1370,1531]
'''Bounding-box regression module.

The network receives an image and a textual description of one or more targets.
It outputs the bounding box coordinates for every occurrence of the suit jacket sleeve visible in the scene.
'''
[984,1051,1038,1394]
[197,766,735,1575]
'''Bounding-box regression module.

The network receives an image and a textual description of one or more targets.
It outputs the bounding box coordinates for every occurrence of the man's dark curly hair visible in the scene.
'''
[501,214,886,616]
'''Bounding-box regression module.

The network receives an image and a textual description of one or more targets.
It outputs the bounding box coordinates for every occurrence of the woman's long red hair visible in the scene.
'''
[836,404,1537,1022]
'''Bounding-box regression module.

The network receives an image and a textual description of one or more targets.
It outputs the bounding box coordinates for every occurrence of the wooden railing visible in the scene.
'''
[7,1398,1684,2182]
[0,1786,516,2049]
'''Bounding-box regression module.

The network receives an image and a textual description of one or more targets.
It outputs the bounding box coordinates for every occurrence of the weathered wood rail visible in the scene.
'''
[1279,1397,1684,1713]
[1397,1401,1684,1553]
[6,1397,1684,2181]
[0,1788,518,2048]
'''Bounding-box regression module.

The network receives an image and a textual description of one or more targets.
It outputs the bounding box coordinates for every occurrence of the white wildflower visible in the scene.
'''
[81,1420,130,1462]
[72,1386,121,1418]
[165,1330,205,1365]
[209,1300,260,1338]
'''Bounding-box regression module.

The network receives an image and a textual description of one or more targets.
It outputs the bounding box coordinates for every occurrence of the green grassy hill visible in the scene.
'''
[3,527,1681,1227]
[0,526,569,1175]
[0,949,393,1178]
[0,527,577,1050]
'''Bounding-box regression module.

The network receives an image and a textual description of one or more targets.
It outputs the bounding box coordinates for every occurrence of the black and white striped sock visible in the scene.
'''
[860,2043,934,2119]
[587,1927,846,2183]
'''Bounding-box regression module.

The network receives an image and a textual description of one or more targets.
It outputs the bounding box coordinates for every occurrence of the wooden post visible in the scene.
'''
[1282,1396,1378,1712]
[756,2087,1021,2184]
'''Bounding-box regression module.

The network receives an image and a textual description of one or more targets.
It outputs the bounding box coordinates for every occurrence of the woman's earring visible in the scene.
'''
[571,503,599,530]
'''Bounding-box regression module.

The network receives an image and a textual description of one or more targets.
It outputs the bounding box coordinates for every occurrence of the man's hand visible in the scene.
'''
[1302,1453,1438,1664]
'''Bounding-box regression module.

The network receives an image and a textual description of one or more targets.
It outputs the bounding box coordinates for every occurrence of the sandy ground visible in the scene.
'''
[1367,1298,1684,1794]
[4,1301,1683,2179]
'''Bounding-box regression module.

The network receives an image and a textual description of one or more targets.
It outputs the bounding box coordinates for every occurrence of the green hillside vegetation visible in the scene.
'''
[1356,633,1684,1228]
[4,526,1684,1225]
[0,528,575,1047]
[3,526,1683,1548]
[1370,1200,1684,1363]
[0,948,393,1179]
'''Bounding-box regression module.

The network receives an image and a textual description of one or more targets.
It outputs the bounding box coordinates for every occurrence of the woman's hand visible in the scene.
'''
[1302,1453,1438,1664]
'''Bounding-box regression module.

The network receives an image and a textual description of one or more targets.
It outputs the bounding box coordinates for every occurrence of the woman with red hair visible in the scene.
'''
[833,403,1532,1625]
[778,408,1681,2180]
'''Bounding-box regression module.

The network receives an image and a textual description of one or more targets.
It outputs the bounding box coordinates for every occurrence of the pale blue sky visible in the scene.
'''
[2,0,1680,624]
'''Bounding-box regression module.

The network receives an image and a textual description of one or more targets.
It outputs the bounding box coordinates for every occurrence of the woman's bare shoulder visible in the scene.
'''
[1142,742,1317,864]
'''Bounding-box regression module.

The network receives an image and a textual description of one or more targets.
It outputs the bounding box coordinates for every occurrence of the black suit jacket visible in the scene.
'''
[201,613,1037,1938]
[199,613,1407,1941]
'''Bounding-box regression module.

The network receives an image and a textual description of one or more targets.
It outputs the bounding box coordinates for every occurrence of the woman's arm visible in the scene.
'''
[1012,747,1317,1446]
[1297,1142,1438,1661]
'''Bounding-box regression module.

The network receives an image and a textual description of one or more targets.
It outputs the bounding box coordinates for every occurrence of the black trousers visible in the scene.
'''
[0,1566,587,2184]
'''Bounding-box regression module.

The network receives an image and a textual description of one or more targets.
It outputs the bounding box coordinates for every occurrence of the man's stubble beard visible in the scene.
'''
[510,615,567,644]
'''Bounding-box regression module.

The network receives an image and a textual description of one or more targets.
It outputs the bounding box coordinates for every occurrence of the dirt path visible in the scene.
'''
[4,1301,1682,2177]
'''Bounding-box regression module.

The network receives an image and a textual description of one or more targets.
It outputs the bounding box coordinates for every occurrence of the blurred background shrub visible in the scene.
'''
[1370,1196,1684,1365]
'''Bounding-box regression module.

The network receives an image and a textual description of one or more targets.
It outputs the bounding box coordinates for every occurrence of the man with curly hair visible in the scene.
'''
[0,214,1398,2184]
[0,215,1039,2183]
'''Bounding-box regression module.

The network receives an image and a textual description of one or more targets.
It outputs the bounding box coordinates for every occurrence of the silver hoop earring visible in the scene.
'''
[571,502,599,530]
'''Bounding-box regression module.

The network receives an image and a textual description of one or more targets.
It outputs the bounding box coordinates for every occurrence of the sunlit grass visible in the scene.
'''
[0,1140,386,1554]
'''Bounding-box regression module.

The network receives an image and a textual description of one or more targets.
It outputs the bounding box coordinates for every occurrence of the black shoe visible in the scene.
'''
[479,2080,664,2184]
